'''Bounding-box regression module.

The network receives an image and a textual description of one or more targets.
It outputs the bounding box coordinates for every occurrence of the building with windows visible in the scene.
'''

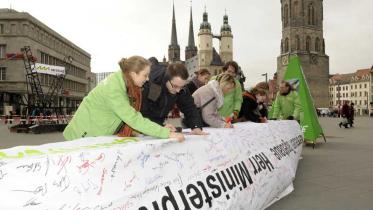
[96,72,114,84]
[329,68,373,116]
[0,9,91,115]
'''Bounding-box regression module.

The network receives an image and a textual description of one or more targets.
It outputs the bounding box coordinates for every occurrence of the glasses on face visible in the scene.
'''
[169,80,184,90]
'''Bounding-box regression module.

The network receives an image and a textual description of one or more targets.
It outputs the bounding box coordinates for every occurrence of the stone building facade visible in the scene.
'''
[277,0,329,108]
[0,9,91,115]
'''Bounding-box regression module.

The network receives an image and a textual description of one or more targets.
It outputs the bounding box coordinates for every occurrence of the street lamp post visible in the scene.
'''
[261,73,268,83]
[337,80,341,117]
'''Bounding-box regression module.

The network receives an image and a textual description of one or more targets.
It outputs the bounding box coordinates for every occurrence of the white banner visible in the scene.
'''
[34,63,65,76]
[0,121,303,210]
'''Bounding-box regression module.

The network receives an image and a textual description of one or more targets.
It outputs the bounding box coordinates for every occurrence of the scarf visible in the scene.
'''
[117,73,142,137]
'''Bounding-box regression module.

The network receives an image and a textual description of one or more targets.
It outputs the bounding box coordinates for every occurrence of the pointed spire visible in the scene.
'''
[187,4,195,47]
[169,2,180,62]
[185,1,197,60]
[170,2,178,46]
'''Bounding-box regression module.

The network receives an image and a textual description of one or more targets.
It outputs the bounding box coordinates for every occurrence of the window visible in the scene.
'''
[360,92,362,97]
[0,45,6,58]
[284,4,289,27]
[285,37,289,52]
[355,85,357,89]
[293,1,299,17]
[364,84,367,88]
[360,84,362,88]
[315,38,320,52]
[308,4,315,25]
[306,36,311,51]
[351,85,353,90]
[0,24,4,34]
[11,24,16,34]
[22,24,28,35]
[295,35,300,50]
[0,67,6,80]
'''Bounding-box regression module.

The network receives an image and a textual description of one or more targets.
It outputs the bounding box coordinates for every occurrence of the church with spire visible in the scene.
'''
[166,3,234,78]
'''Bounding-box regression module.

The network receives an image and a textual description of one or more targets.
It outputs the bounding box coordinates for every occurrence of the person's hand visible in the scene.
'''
[224,123,234,128]
[169,132,185,142]
[164,123,176,132]
[190,128,208,135]
[287,116,295,120]
[260,117,268,123]
[233,111,239,120]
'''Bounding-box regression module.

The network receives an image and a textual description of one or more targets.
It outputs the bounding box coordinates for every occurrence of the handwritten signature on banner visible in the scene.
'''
[0,121,303,209]
[0,137,138,160]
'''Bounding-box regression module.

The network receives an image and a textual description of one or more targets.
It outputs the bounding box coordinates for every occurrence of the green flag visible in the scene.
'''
[283,55,324,142]
[269,55,324,142]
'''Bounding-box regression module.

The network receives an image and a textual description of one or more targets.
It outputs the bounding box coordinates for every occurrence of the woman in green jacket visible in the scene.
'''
[211,61,243,118]
[63,56,184,142]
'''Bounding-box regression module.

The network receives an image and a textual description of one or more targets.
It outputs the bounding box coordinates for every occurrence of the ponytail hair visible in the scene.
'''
[118,56,151,74]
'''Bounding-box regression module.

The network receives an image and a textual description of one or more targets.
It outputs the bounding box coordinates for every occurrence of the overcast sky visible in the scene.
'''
[1,0,372,87]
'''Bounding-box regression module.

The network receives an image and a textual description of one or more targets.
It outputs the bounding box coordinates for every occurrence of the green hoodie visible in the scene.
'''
[211,75,243,117]
[272,91,302,120]
[63,71,170,140]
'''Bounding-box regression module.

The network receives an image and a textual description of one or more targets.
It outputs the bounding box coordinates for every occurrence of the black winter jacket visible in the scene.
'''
[140,63,203,129]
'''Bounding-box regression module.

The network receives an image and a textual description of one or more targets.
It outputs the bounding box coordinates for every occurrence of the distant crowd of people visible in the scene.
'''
[63,55,303,141]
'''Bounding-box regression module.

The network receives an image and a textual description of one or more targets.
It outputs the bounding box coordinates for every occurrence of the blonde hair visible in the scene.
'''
[216,73,236,89]
[118,56,151,74]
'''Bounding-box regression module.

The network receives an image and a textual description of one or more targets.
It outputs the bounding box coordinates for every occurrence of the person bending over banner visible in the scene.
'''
[63,56,184,142]
[210,61,243,120]
[237,84,269,123]
[192,73,236,128]
[186,68,211,95]
[271,81,302,122]
[140,58,206,135]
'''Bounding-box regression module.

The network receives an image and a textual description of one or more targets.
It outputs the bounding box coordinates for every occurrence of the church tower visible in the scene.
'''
[198,9,213,69]
[185,6,198,60]
[277,0,329,107]
[168,3,180,63]
[219,13,233,64]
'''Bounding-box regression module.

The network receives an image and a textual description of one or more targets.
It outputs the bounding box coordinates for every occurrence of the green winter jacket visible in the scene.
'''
[211,75,243,117]
[272,91,302,120]
[63,71,170,140]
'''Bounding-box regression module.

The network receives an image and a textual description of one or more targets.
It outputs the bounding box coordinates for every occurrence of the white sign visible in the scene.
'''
[34,63,65,76]
[0,121,303,210]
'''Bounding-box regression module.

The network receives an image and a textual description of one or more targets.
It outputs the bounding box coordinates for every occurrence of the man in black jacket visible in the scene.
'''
[141,58,206,135]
